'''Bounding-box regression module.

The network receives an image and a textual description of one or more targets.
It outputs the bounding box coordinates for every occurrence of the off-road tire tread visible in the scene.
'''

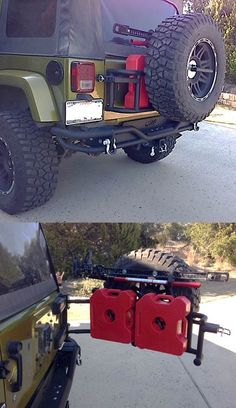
[115,248,190,273]
[0,111,59,214]
[115,248,201,311]
[145,13,225,122]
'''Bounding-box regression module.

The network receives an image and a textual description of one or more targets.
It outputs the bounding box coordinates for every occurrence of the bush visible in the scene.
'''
[226,45,236,82]
[186,0,236,82]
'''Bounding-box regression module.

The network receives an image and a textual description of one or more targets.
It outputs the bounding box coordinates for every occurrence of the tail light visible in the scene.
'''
[71,62,95,93]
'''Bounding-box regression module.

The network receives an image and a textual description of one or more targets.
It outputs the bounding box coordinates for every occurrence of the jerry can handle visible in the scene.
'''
[107,290,120,297]
[154,294,173,303]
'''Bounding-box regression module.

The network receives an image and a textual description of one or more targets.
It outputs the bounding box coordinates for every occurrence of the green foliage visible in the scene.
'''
[185,0,236,81]
[226,45,236,81]
[140,224,172,246]
[185,0,208,13]
[141,223,188,245]
[164,223,188,242]
[43,223,236,277]
[0,243,21,288]
[43,223,141,275]
[187,223,236,265]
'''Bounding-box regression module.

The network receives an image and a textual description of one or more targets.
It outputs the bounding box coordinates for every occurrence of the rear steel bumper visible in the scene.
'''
[28,338,80,408]
[51,117,197,154]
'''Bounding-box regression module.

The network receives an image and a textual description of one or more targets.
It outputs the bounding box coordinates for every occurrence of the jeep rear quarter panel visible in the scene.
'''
[0,223,60,408]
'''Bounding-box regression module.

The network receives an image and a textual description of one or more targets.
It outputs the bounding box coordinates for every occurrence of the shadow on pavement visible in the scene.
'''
[69,326,235,408]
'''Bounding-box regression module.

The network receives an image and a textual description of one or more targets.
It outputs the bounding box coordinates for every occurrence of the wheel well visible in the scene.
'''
[0,85,29,112]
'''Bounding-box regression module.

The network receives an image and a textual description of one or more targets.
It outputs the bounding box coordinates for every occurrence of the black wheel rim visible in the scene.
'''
[187,38,217,102]
[0,139,14,194]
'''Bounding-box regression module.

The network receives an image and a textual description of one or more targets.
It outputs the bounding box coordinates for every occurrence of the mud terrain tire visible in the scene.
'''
[0,111,59,214]
[114,249,201,312]
[145,14,226,123]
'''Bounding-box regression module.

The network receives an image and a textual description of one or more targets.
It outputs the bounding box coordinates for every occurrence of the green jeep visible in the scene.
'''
[0,223,231,407]
[0,0,226,214]
[0,223,80,408]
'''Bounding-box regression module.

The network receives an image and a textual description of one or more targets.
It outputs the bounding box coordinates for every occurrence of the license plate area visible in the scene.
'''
[65,99,103,126]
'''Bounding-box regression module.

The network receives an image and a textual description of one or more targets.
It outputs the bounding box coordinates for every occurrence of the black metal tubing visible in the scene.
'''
[28,338,80,408]
[186,312,224,366]
[67,298,90,304]
[206,271,230,282]
[73,256,230,283]
[68,329,91,334]
[105,68,152,113]
[51,121,195,154]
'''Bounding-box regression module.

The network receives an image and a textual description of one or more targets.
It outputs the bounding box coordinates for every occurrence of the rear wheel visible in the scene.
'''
[123,135,177,164]
[0,111,59,214]
[113,249,201,312]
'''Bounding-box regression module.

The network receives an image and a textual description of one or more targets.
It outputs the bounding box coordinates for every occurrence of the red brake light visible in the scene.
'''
[71,62,95,93]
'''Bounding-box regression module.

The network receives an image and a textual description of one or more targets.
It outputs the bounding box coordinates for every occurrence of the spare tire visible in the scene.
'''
[145,13,226,123]
[113,249,201,312]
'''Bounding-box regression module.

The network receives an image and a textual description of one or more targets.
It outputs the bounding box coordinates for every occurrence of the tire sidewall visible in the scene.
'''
[175,22,225,118]
[0,111,58,214]
[0,119,28,213]
[145,14,226,122]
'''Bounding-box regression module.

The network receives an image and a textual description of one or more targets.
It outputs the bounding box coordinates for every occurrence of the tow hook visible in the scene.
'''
[76,356,82,366]
[159,139,168,153]
[150,146,155,157]
[76,344,82,366]
[103,138,117,155]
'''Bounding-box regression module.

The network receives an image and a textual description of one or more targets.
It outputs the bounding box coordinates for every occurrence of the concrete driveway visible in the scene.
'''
[68,295,236,408]
[0,121,236,222]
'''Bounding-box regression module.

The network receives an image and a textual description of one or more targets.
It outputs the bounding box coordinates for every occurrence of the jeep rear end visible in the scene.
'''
[0,223,80,408]
[51,0,190,156]
[0,0,225,213]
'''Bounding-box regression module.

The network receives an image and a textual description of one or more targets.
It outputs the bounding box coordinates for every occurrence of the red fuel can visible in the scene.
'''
[125,54,150,109]
[90,289,136,344]
[135,294,191,356]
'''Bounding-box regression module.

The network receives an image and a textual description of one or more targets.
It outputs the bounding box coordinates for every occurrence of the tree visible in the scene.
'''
[43,223,142,275]
[184,0,236,81]
[43,223,236,277]
[186,223,236,265]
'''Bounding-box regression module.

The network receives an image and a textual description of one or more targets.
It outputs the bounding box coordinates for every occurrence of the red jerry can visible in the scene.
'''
[135,294,191,356]
[90,289,136,344]
[125,54,150,109]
